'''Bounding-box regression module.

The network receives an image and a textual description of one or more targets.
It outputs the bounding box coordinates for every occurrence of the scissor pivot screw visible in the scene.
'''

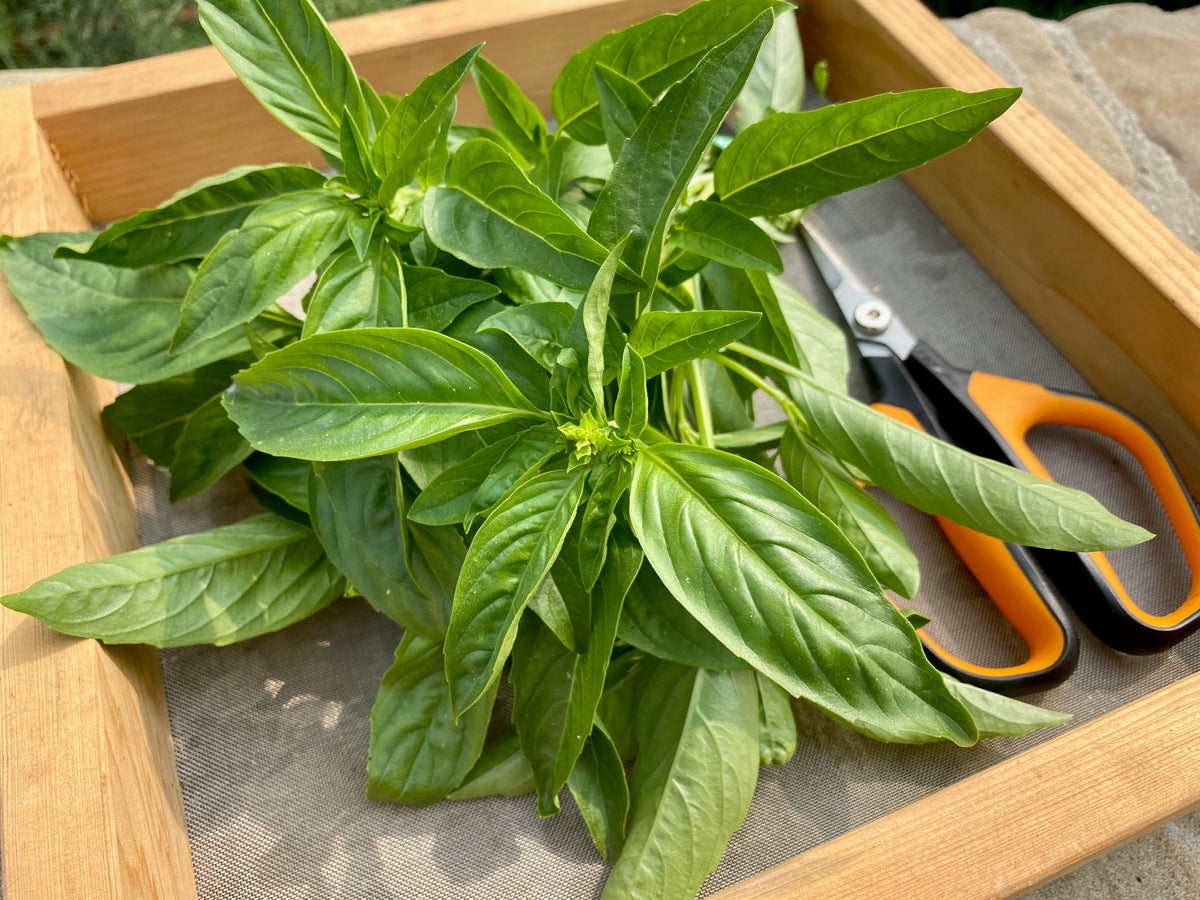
[854,299,893,335]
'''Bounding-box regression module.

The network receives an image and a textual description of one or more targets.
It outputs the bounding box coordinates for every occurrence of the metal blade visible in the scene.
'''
[799,216,917,361]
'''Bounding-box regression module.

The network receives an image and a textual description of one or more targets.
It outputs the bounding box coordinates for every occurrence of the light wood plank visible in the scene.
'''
[30,0,686,223]
[800,0,1200,494]
[0,85,197,900]
[712,668,1200,899]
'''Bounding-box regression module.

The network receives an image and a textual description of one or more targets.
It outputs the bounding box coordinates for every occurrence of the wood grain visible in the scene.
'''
[801,0,1200,494]
[0,85,196,900]
[711,668,1200,899]
[30,0,686,223]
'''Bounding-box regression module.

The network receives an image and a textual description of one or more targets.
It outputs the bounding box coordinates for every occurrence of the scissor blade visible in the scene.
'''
[799,218,917,361]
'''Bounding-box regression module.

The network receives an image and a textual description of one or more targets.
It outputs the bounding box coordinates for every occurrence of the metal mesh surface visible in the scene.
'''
[145,174,1197,899]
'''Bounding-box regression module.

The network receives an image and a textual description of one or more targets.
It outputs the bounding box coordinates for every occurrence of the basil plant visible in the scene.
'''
[0,0,1148,896]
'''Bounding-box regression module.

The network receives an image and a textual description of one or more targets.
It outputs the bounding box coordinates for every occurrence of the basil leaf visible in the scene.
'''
[56,165,325,268]
[511,527,641,815]
[0,514,342,647]
[601,661,759,900]
[479,302,577,370]
[424,138,642,292]
[670,200,783,274]
[404,265,500,332]
[714,87,1022,217]
[471,55,548,166]
[225,328,547,460]
[593,63,651,161]
[528,570,584,653]
[551,0,783,145]
[104,360,252,501]
[614,346,648,439]
[941,674,1071,739]
[309,456,449,636]
[493,267,584,306]
[243,453,311,513]
[407,431,524,527]
[788,377,1153,550]
[588,12,772,288]
[444,468,587,716]
[198,0,366,158]
[756,671,797,765]
[733,7,804,131]
[464,422,565,528]
[618,567,748,671]
[372,45,481,197]
[0,232,248,383]
[445,300,553,412]
[568,724,629,864]
[767,272,851,391]
[628,309,760,378]
[173,189,355,353]
[780,427,919,598]
[447,726,536,800]
[577,460,634,592]
[368,632,497,804]
[302,240,405,337]
[581,239,627,410]
[629,442,977,745]
[338,111,379,195]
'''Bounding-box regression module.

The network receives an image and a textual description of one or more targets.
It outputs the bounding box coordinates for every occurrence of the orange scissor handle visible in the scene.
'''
[967,372,1200,650]
[874,402,1077,691]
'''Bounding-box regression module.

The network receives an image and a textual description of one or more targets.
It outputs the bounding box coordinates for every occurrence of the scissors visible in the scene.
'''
[798,218,1200,694]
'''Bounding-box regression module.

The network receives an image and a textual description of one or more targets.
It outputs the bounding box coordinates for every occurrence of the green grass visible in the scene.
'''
[0,0,422,69]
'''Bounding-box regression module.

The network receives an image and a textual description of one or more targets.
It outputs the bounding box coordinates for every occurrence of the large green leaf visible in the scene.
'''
[510,529,641,815]
[732,7,804,131]
[301,240,405,337]
[198,0,367,158]
[628,309,760,378]
[755,672,797,765]
[308,456,449,636]
[780,427,919,598]
[601,661,759,900]
[669,200,783,274]
[629,442,978,745]
[243,454,312,513]
[587,13,772,288]
[224,327,547,460]
[403,265,500,332]
[551,0,783,145]
[406,430,525,527]
[424,138,642,292]
[0,514,342,647]
[593,63,651,161]
[941,674,1070,738]
[443,468,587,716]
[104,360,252,501]
[786,376,1153,551]
[447,726,536,800]
[618,567,747,671]
[371,45,481,196]
[471,55,548,166]
[478,302,577,370]
[445,300,553,412]
[173,189,355,353]
[0,232,248,383]
[368,632,497,804]
[56,165,325,268]
[568,724,629,864]
[714,87,1022,217]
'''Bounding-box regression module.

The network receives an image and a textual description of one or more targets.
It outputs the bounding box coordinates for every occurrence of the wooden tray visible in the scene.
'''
[2,1,1198,897]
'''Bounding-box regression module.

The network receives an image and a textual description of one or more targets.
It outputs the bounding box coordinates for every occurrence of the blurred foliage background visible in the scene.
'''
[0,0,419,68]
[0,0,1195,69]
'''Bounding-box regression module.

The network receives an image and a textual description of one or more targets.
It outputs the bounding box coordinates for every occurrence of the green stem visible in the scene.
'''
[711,352,807,432]
[689,359,715,448]
[726,341,807,380]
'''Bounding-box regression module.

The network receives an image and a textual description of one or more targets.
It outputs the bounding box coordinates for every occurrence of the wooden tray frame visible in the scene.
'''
[2,0,1198,897]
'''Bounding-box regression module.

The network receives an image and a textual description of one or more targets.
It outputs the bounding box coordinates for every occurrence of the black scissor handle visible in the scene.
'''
[862,350,1078,692]
[904,342,1200,654]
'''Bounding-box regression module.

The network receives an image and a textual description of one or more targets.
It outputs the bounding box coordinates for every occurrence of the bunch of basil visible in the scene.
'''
[0,0,1149,896]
